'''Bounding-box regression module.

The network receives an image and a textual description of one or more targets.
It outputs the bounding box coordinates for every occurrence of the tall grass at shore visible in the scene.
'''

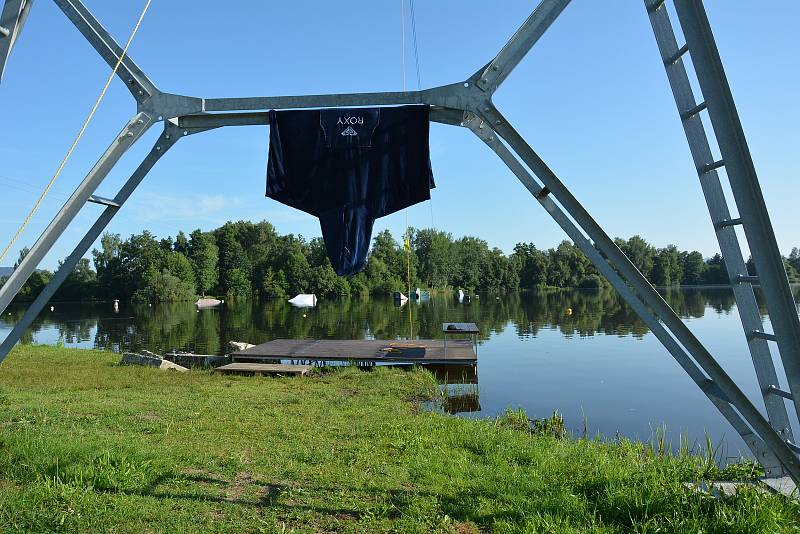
[0,345,797,533]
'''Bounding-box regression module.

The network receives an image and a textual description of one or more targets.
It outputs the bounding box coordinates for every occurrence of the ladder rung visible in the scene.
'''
[735,274,759,284]
[535,186,550,200]
[87,195,120,209]
[680,101,707,121]
[647,0,666,13]
[766,385,794,401]
[665,43,690,66]
[715,217,743,229]
[700,160,725,174]
[751,330,777,342]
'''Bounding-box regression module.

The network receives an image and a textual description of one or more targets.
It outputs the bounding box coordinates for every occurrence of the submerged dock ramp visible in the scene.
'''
[231,339,477,365]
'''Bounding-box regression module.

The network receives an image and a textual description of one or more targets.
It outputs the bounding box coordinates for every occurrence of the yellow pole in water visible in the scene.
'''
[405,228,413,340]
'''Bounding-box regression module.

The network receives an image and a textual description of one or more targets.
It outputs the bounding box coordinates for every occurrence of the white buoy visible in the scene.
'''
[288,294,317,307]
[50,306,54,311]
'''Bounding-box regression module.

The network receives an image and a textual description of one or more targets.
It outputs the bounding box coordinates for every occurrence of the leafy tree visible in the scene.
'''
[652,245,682,286]
[120,231,163,297]
[54,258,96,301]
[188,230,218,296]
[513,243,549,289]
[216,228,252,297]
[163,251,196,289]
[789,247,800,273]
[616,235,656,280]
[413,228,453,288]
[702,253,729,284]
[680,251,705,285]
[92,234,126,300]
[452,236,489,291]
[174,231,189,256]
[132,269,196,303]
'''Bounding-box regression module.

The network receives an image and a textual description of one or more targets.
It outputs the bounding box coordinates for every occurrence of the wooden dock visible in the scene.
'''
[231,339,477,365]
[214,362,313,376]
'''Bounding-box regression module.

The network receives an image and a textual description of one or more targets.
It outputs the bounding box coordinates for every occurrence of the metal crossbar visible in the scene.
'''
[0,0,798,483]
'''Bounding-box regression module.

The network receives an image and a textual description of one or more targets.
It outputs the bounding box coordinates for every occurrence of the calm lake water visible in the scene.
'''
[4,286,800,460]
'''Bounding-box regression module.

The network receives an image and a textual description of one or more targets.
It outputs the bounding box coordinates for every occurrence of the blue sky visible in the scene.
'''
[0,0,797,270]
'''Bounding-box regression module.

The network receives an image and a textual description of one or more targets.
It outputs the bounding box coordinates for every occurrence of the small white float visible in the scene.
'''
[288,294,317,307]
[195,298,222,308]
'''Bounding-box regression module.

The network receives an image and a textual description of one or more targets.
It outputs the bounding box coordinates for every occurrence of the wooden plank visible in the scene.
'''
[231,339,476,365]
[214,362,312,376]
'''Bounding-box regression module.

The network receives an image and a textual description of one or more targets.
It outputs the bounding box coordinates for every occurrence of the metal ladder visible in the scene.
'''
[646,0,800,477]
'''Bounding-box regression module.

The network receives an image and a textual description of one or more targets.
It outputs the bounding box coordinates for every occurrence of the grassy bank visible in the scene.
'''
[0,346,797,533]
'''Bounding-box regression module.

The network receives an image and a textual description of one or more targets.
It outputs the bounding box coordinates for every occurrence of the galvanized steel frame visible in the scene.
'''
[0,0,798,482]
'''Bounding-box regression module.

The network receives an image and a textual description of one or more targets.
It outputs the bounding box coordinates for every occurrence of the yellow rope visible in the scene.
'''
[0,0,153,263]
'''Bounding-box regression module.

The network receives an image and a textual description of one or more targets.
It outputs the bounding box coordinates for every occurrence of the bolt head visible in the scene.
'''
[495,120,502,125]
[156,146,161,151]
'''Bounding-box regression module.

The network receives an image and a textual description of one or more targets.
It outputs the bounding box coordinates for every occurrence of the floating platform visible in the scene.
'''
[214,362,313,376]
[231,339,477,365]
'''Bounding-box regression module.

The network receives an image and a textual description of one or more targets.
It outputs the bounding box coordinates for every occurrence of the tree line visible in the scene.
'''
[3,220,800,302]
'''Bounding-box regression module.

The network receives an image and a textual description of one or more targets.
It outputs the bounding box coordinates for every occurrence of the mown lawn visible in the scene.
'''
[0,345,797,533]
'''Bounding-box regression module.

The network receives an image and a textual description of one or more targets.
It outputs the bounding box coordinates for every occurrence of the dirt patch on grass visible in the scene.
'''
[453,522,480,534]
[136,411,161,421]
[226,471,255,502]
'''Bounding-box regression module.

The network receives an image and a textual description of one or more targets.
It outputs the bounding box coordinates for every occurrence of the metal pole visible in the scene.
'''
[0,126,179,363]
[465,115,778,469]
[0,113,153,316]
[674,0,800,427]
[51,0,156,102]
[473,0,571,93]
[0,0,29,82]
[481,105,800,479]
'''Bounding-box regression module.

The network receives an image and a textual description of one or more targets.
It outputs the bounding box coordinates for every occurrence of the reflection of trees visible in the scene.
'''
[6,285,798,354]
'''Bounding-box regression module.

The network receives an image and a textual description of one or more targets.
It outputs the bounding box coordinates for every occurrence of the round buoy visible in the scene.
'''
[566,307,573,316]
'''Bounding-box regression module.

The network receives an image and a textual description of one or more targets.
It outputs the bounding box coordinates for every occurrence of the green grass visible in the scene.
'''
[0,345,797,533]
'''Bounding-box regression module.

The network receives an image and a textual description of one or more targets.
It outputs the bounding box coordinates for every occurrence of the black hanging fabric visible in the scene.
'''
[266,104,435,275]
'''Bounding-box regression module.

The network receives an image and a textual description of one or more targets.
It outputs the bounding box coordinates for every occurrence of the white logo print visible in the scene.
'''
[341,126,358,136]
[337,116,364,125]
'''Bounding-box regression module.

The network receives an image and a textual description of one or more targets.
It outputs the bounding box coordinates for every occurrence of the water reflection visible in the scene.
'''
[3,286,796,356]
